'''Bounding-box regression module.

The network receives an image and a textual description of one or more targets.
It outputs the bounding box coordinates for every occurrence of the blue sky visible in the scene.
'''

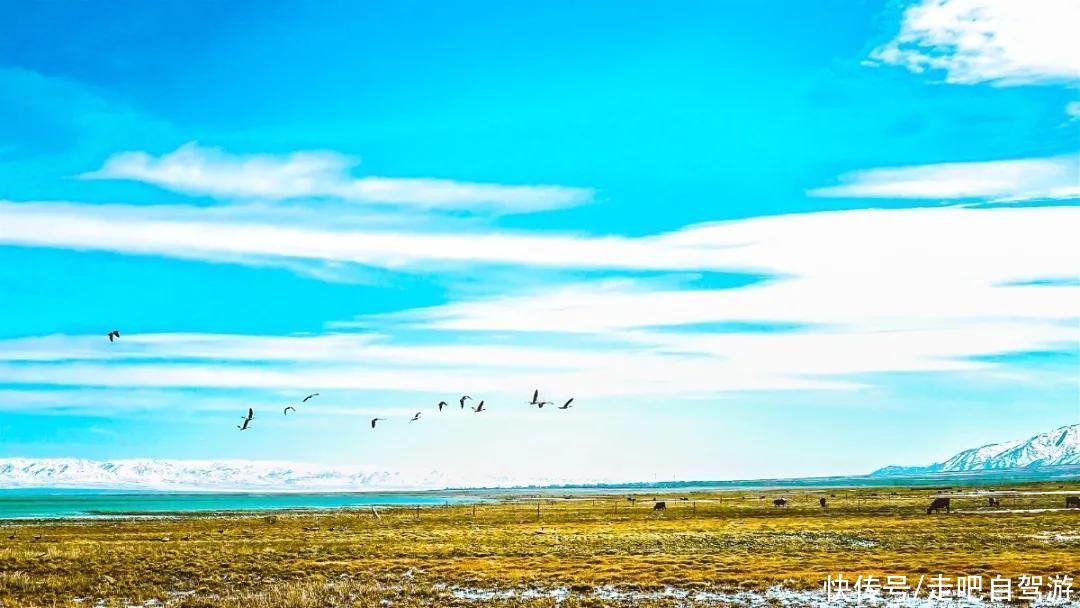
[0,0,1077,483]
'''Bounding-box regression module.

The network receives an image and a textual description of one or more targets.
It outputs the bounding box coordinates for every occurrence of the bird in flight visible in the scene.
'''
[437,401,448,412]
[410,412,421,422]
[302,393,319,403]
[558,398,574,410]
[529,390,552,408]
[459,395,471,409]
[472,400,486,413]
[370,418,386,429]
[283,406,296,415]
[107,330,120,343]
[238,408,254,430]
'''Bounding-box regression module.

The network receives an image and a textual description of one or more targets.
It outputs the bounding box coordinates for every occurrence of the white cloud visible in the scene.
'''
[5,201,1076,275]
[1067,100,1080,120]
[868,0,1080,85]
[0,200,748,272]
[82,143,593,213]
[0,204,1075,400]
[808,155,1079,200]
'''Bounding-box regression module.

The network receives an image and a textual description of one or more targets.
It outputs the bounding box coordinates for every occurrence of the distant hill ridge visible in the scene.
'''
[872,424,1079,476]
[0,459,616,491]
[1,424,1075,490]
[0,459,482,492]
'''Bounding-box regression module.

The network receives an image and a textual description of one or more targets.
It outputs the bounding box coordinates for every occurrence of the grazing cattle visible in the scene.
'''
[988,497,1000,507]
[1066,496,1080,508]
[819,497,827,508]
[927,497,951,514]
[653,502,667,511]
[773,498,787,508]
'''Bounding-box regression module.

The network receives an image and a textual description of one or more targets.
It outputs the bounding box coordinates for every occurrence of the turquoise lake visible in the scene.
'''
[0,489,481,519]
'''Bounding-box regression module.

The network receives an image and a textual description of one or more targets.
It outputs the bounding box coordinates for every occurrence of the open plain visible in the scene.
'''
[0,482,1077,607]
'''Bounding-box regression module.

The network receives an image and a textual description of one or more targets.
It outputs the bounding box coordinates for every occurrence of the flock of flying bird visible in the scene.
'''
[107,330,575,432]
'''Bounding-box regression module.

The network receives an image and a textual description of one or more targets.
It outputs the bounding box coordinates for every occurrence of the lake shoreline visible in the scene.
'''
[2,467,1079,519]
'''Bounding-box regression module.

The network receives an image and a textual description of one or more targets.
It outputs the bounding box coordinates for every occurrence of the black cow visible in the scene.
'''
[1066,496,1080,508]
[773,498,787,508]
[653,501,667,511]
[819,497,827,508]
[927,497,951,514]
[988,497,1000,507]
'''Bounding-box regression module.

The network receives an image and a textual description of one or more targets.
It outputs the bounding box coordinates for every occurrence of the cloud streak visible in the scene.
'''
[4,201,1076,276]
[0,199,752,272]
[809,155,1080,201]
[82,143,593,213]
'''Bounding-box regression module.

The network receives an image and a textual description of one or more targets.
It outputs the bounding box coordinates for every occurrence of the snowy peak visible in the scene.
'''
[0,458,604,491]
[0,458,453,491]
[873,424,1080,475]
[988,424,1080,468]
[937,438,1027,471]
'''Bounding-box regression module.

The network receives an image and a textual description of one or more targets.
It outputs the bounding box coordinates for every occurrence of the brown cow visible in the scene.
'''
[773,498,787,508]
[1066,496,1080,508]
[653,501,666,511]
[927,497,950,514]
[819,497,827,508]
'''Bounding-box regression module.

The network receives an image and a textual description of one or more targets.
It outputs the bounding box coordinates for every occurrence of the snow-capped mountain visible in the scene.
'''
[872,424,1080,476]
[0,458,599,491]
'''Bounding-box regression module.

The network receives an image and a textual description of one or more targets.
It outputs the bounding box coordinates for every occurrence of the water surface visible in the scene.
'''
[0,489,479,519]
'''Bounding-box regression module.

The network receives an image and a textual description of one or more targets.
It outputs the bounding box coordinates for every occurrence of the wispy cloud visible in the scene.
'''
[0,204,1075,403]
[1067,101,1080,121]
[867,0,1080,85]
[6,201,1076,276]
[808,155,1079,201]
[81,143,593,213]
[1,201,1076,280]
[0,200,744,272]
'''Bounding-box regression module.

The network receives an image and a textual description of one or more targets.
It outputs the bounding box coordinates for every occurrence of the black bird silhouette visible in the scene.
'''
[472,400,486,413]
[107,330,120,343]
[437,400,448,412]
[558,398,574,410]
[459,395,471,409]
[410,412,421,422]
[529,389,551,408]
[238,408,254,430]
[302,393,319,403]
[283,406,296,415]
[370,417,386,429]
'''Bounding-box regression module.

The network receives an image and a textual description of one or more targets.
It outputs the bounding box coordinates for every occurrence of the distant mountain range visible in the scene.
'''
[872,424,1079,476]
[1,424,1075,491]
[0,459,585,492]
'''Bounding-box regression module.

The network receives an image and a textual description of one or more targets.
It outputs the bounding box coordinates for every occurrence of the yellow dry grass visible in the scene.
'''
[0,482,1076,607]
